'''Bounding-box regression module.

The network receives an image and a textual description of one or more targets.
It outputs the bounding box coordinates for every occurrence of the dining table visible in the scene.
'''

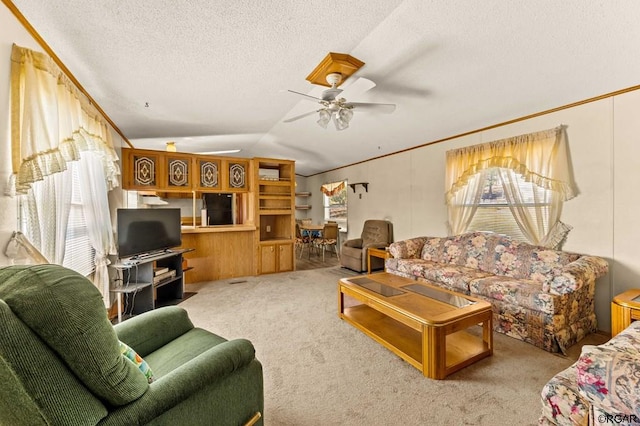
[299,223,324,257]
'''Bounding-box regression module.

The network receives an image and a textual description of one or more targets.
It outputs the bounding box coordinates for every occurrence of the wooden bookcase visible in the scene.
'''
[254,158,295,274]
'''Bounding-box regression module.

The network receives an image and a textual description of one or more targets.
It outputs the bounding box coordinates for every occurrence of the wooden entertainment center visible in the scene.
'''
[120,149,296,281]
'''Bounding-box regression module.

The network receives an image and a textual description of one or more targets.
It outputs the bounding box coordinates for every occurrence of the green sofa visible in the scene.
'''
[0,264,263,425]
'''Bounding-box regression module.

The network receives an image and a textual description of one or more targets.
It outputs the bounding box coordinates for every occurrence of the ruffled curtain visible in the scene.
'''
[321,181,346,197]
[445,126,577,247]
[9,44,120,306]
[9,43,120,195]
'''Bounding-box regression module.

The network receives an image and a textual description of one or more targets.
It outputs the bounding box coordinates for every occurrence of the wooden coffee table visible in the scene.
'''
[338,272,493,379]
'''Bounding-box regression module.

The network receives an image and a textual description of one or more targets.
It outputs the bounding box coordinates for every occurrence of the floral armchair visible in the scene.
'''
[540,321,640,426]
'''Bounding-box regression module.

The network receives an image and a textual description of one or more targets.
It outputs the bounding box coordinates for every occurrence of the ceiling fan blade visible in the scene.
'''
[283,110,318,123]
[340,77,376,98]
[345,102,396,114]
[287,89,322,102]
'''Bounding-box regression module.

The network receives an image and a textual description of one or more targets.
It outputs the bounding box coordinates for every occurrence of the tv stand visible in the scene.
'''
[111,248,193,322]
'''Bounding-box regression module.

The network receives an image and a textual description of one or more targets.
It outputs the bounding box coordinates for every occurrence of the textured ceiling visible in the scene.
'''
[9,0,640,175]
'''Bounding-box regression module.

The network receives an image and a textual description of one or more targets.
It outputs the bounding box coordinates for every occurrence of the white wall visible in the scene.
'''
[306,91,640,333]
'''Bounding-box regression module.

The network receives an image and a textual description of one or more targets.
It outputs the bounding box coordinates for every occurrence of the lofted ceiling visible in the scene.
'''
[8,1,640,176]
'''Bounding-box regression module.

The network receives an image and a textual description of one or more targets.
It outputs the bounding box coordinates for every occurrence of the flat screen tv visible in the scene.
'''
[117,208,182,259]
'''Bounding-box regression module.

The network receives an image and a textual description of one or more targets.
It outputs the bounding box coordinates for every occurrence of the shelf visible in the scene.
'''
[259,209,292,215]
[349,182,369,193]
[295,192,311,197]
[295,205,311,210]
[259,195,291,200]
[258,179,291,185]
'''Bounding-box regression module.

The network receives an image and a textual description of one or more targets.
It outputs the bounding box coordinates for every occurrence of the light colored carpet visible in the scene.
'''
[181,267,607,426]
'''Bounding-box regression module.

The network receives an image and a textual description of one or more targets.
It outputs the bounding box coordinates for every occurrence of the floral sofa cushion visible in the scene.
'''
[415,232,582,289]
[469,276,561,315]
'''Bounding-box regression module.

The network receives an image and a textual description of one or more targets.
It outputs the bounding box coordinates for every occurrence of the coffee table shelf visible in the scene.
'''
[339,273,493,379]
[343,304,422,368]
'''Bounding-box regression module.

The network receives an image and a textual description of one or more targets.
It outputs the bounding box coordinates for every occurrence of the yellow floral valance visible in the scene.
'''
[445,126,577,202]
[9,44,120,195]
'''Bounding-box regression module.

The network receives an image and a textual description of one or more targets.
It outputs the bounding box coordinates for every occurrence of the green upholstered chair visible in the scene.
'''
[0,264,263,426]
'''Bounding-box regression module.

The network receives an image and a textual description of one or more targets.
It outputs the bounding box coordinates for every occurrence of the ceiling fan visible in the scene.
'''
[284,72,396,130]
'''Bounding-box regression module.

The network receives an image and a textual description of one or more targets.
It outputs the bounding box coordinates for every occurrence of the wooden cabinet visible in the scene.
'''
[194,156,221,191]
[254,158,295,274]
[122,148,164,190]
[224,159,250,191]
[165,153,193,190]
[122,149,252,194]
[259,242,293,274]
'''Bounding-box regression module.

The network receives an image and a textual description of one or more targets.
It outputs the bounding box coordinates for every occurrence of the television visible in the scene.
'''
[117,208,182,259]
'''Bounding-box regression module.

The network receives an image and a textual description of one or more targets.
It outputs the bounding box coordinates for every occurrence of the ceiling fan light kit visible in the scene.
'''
[285,52,396,130]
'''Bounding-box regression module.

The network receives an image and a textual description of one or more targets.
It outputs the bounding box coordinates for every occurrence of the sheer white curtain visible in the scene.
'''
[22,170,72,264]
[447,170,486,235]
[445,126,577,247]
[10,44,120,305]
[77,152,117,306]
[497,168,572,247]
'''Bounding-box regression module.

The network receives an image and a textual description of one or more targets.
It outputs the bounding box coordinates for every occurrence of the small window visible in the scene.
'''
[322,180,347,230]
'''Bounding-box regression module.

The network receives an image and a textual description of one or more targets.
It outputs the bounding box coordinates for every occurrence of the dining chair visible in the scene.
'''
[315,223,339,262]
[295,223,311,259]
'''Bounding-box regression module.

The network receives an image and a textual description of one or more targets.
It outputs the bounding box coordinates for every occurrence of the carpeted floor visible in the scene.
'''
[181,266,608,426]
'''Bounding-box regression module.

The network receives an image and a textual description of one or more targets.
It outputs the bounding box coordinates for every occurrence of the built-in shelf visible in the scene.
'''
[349,182,369,193]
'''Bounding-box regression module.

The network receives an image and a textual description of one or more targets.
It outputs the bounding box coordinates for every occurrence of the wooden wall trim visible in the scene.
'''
[303,84,640,178]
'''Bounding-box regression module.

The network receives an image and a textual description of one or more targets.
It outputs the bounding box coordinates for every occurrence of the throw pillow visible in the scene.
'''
[119,341,155,383]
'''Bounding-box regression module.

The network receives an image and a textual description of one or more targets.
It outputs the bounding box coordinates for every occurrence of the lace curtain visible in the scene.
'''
[9,44,119,306]
[445,126,577,247]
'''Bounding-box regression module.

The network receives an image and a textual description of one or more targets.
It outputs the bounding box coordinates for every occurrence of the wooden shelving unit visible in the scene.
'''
[255,159,295,274]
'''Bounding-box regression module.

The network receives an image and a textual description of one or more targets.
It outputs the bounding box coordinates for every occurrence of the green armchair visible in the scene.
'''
[0,264,263,426]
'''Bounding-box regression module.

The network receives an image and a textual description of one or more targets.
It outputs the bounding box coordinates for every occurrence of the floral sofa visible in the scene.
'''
[385,232,609,354]
[540,321,640,426]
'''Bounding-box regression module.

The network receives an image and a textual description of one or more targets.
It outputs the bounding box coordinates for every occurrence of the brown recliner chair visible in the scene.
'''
[340,220,393,272]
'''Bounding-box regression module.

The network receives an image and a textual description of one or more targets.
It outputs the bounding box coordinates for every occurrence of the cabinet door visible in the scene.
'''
[165,154,193,190]
[225,160,249,191]
[124,150,164,190]
[195,157,221,191]
[278,242,294,272]
[260,244,277,274]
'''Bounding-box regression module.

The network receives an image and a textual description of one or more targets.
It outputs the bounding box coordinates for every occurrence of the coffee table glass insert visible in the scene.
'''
[402,283,476,308]
[349,277,405,297]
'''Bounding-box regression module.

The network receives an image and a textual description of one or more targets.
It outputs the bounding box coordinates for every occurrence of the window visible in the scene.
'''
[445,126,576,247]
[467,168,551,243]
[18,162,95,276]
[63,164,95,276]
[322,180,347,230]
